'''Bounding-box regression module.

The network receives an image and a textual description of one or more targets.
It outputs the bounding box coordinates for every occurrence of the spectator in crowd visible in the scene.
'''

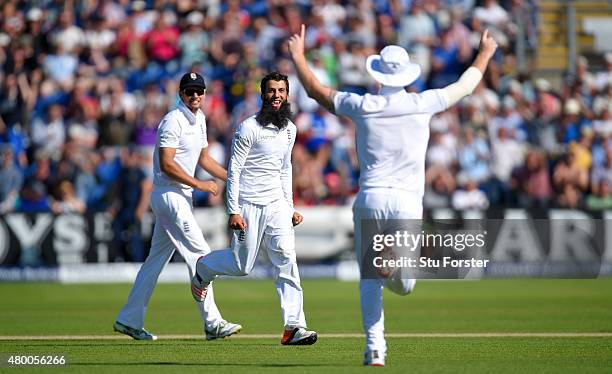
[511,150,552,208]
[30,104,66,161]
[457,127,490,183]
[473,0,513,49]
[398,1,435,80]
[590,149,612,196]
[0,144,22,213]
[534,78,562,124]
[51,180,85,214]
[111,147,152,262]
[0,73,30,136]
[445,7,473,63]
[424,166,456,209]
[337,40,370,95]
[487,127,525,205]
[145,11,180,67]
[491,96,527,141]
[17,180,49,212]
[586,179,612,210]
[561,99,586,144]
[179,11,209,69]
[570,128,594,172]
[430,28,466,88]
[427,130,457,169]
[295,104,343,167]
[452,176,489,210]
[51,9,85,55]
[553,152,589,196]
[594,53,612,91]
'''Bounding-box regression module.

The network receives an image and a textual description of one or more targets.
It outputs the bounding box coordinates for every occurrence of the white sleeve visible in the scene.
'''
[413,89,449,114]
[281,125,296,210]
[227,122,255,215]
[442,67,483,108]
[158,116,181,148]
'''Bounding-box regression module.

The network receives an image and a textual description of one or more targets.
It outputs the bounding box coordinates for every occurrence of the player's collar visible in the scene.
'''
[178,100,204,125]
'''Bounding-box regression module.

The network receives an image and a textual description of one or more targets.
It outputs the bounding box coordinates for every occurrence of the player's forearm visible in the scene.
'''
[226,127,253,213]
[200,156,227,181]
[280,170,294,208]
[292,55,336,113]
[226,179,240,214]
[471,49,494,75]
[161,160,201,189]
[226,161,243,214]
[442,67,483,108]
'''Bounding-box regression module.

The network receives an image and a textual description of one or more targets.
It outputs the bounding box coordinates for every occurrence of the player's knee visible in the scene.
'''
[277,238,296,261]
[266,235,296,267]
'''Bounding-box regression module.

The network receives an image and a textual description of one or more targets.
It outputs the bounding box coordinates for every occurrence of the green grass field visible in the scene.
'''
[0,279,611,372]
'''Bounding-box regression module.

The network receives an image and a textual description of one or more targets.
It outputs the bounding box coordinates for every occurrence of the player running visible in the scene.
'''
[191,72,317,346]
[114,72,241,341]
[287,25,497,365]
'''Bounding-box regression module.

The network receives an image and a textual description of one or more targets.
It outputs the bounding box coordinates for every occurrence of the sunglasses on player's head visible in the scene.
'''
[183,88,205,96]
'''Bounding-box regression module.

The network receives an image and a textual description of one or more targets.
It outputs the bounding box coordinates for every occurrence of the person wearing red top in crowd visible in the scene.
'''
[145,15,179,64]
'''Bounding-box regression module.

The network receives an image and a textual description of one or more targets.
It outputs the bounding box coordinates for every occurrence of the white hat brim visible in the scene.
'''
[366,54,421,88]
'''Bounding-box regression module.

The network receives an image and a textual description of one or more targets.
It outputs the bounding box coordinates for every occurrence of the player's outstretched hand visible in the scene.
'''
[479,29,498,58]
[197,180,219,196]
[288,24,306,61]
[229,214,247,231]
[292,212,303,226]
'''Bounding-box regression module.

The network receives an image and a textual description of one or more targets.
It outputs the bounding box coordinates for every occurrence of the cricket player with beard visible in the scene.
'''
[288,25,497,365]
[191,72,318,346]
[114,72,242,341]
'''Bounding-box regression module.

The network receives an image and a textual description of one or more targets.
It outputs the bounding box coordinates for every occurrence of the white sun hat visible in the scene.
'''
[365,45,421,88]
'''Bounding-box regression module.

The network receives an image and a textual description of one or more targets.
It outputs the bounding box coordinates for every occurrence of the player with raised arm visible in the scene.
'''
[288,25,498,365]
[114,72,242,341]
[191,72,317,346]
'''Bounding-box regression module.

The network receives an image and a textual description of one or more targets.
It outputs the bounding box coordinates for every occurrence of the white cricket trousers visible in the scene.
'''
[116,188,222,330]
[353,189,419,355]
[197,199,306,329]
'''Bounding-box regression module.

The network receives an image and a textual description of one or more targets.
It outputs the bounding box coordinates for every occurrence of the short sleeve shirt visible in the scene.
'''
[152,105,208,192]
[334,88,447,196]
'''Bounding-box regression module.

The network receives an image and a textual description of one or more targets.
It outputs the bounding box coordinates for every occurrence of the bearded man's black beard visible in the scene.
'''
[256,101,292,129]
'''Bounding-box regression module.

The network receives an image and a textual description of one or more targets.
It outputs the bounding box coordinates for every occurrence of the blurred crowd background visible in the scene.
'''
[1,0,611,222]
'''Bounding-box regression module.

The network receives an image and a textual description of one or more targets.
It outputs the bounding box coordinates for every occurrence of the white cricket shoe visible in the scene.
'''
[280,327,318,345]
[113,321,157,341]
[205,320,243,340]
[363,350,385,366]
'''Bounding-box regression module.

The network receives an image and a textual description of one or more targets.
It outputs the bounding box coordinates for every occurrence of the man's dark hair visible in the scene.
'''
[259,71,290,98]
[256,71,292,129]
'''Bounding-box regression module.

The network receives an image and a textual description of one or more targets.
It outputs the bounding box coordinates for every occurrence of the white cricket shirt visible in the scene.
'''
[227,115,296,214]
[334,86,448,198]
[153,100,208,193]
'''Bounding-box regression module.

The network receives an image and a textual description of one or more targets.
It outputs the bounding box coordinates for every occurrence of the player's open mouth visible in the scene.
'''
[271,99,282,109]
